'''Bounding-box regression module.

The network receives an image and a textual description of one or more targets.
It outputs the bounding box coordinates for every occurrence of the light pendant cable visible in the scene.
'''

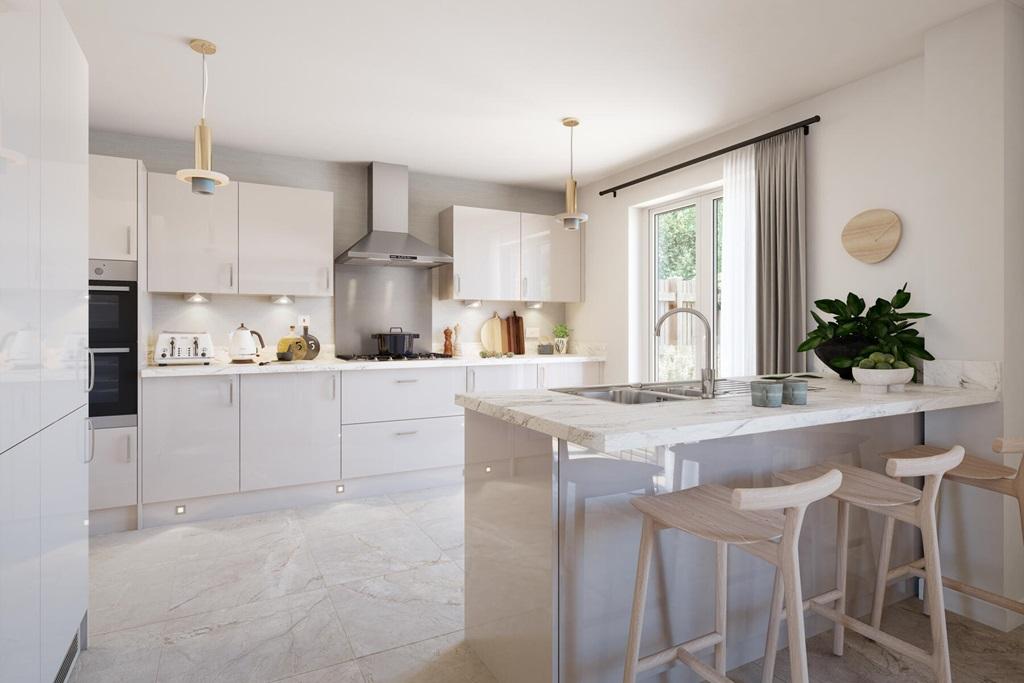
[555,117,587,231]
[176,38,229,195]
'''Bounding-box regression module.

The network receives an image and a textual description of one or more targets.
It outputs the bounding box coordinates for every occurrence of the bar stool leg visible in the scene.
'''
[833,500,850,656]
[715,541,728,675]
[921,509,952,683]
[781,511,810,683]
[761,569,784,683]
[870,515,896,630]
[623,516,655,683]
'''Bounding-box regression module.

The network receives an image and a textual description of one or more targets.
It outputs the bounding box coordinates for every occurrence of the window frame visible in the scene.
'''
[644,187,724,382]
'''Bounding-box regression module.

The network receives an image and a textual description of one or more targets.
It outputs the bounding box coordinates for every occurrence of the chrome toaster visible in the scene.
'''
[155,332,214,365]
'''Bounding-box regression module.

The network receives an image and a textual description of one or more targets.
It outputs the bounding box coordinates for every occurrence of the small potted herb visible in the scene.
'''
[552,323,570,354]
[797,283,934,380]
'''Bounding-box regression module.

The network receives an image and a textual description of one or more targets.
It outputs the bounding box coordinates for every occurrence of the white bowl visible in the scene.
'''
[852,366,915,393]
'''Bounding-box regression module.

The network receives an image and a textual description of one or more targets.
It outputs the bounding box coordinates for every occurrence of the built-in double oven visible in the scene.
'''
[88,260,138,427]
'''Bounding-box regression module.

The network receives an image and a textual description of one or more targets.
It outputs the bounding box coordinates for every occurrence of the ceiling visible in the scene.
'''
[64,0,989,189]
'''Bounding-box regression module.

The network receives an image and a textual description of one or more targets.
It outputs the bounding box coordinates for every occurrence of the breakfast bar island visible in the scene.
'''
[456,377,999,683]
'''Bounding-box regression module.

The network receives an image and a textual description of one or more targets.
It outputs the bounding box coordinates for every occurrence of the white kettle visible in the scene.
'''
[228,323,266,363]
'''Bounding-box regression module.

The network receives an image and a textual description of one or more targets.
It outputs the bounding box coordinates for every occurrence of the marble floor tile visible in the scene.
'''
[308,518,448,587]
[158,589,354,683]
[296,496,411,543]
[443,544,465,568]
[274,661,366,682]
[176,509,306,560]
[89,524,189,576]
[89,560,178,635]
[356,631,497,683]
[328,562,464,657]
[167,538,324,618]
[413,514,464,551]
[70,622,164,683]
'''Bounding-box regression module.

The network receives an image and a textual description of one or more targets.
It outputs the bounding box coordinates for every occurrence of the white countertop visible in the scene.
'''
[454,378,1000,452]
[139,353,605,378]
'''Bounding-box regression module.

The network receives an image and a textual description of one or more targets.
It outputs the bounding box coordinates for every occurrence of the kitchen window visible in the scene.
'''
[648,190,724,382]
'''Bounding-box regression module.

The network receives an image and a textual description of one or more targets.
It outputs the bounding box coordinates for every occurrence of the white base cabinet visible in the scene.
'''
[241,373,341,491]
[538,361,603,389]
[142,375,240,503]
[468,364,538,392]
[341,367,465,424]
[342,415,464,479]
[89,426,138,510]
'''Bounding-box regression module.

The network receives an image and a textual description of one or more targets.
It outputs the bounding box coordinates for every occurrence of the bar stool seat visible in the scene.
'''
[632,484,784,545]
[882,444,1017,481]
[775,462,921,508]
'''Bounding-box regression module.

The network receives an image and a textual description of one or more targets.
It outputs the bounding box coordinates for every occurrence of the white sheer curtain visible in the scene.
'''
[720,147,757,376]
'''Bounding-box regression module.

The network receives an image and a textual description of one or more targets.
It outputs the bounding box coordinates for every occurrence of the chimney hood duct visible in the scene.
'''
[335,162,454,267]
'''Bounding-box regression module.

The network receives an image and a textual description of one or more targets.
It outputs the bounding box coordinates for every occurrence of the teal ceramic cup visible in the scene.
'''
[751,380,783,407]
[782,379,808,405]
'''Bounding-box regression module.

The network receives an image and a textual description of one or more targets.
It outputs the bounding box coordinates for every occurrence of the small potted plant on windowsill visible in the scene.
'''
[553,324,570,355]
[797,283,934,380]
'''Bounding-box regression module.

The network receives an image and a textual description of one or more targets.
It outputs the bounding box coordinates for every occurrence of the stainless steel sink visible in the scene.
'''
[555,379,751,403]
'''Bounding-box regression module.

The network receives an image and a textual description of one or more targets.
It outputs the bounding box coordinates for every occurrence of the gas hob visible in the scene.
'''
[336,352,453,362]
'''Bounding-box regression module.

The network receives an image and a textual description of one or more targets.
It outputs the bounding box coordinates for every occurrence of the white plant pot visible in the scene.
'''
[553,337,569,354]
[852,366,915,394]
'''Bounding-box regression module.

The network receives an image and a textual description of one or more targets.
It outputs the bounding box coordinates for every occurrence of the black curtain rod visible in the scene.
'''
[598,115,821,197]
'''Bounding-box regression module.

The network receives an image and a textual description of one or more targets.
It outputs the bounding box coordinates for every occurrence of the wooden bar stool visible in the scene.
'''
[622,469,842,683]
[773,446,965,683]
[874,437,1024,620]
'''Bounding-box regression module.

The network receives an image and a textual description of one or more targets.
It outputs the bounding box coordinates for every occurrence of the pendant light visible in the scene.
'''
[555,117,587,231]
[176,39,229,195]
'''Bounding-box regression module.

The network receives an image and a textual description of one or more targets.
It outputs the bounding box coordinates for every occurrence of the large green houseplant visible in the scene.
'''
[797,283,934,379]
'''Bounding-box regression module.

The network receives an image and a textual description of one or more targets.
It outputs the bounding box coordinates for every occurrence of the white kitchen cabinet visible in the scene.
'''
[238,182,334,296]
[40,406,88,682]
[90,425,138,510]
[440,206,521,301]
[0,0,42,453]
[89,155,139,260]
[538,361,603,389]
[142,375,240,503]
[342,415,464,479]
[147,171,239,294]
[0,433,42,683]
[41,6,89,427]
[467,363,538,392]
[521,212,581,303]
[241,372,341,491]
[341,367,466,424]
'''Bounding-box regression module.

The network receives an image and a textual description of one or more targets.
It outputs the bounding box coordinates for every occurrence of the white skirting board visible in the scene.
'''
[89,466,465,532]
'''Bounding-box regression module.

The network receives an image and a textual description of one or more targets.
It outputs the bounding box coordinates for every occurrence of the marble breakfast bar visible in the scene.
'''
[455,377,1000,683]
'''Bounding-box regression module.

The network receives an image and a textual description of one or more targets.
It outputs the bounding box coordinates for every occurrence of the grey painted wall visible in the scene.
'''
[91,130,568,350]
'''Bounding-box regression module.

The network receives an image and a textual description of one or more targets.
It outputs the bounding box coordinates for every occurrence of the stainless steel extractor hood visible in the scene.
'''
[335,162,454,267]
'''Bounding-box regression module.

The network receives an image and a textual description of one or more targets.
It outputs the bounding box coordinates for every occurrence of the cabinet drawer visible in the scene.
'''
[341,367,466,424]
[342,416,464,479]
[89,425,138,510]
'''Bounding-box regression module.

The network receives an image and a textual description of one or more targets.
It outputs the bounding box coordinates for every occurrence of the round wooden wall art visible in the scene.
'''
[841,209,902,263]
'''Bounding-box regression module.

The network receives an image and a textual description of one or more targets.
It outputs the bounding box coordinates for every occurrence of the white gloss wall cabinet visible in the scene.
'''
[521,211,581,302]
[0,0,42,454]
[89,155,139,260]
[0,434,42,682]
[238,182,334,296]
[342,415,464,479]
[41,9,88,428]
[467,364,538,392]
[40,407,88,683]
[89,426,138,510]
[147,171,240,294]
[341,367,466,424]
[538,360,603,388]
[440,206,522,301]
[142,375,240,503]
[241,372,341,491]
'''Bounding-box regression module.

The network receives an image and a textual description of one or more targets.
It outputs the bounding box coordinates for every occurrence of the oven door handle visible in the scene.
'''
[91,347,132,354]
[85,348,95,392]
[88,285,131,292]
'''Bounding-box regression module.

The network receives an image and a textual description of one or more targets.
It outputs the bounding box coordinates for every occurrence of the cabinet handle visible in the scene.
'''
[228,379,234,405]
[395,378,419,384]
[324,267,331,291]
[125,433,133,463]
[468,368,475,392]
[126,225,132,255]
[456,274,461,295]
[394,430,418,437]
[84,419,95,464]
[228,263,234,288]
[539,366,546,387]
[85,348,96,392]
[331,374,338,400]
[523,276,528,299]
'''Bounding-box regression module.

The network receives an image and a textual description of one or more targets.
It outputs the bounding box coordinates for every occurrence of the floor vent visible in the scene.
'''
[54,632,79,683]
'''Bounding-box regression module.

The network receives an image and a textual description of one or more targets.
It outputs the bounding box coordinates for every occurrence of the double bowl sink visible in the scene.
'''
[555,379,751,404]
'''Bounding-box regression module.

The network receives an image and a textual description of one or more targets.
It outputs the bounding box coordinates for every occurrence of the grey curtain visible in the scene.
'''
[755,129,807,374]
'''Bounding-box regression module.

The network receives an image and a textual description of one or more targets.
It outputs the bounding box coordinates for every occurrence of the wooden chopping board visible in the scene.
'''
[500,316,510,353]
[509,311,525,354]
[480,313,502,353]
